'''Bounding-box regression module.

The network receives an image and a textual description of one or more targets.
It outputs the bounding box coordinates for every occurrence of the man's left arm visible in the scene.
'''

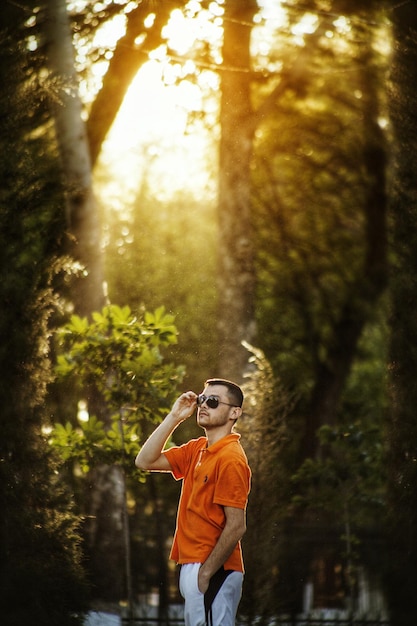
[197,505,247,593]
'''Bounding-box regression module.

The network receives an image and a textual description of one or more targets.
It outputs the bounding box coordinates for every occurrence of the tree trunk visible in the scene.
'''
[386,3,417,623]
[217,0,258,382]
[303,18,388,459]
[45,0,105,317]
[45,0,125,601]
[88,0,186,167]
[0,5,88,621]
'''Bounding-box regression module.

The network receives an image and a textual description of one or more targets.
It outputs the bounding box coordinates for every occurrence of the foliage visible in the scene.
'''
[290,318,389,526]
[238,343,295,620]
[0,7,88,624]
[52,304,184,472]
[290,421,386,603]
[291,423,385,520]
[102,190,219,393]
[252,3,389,394]
[95,0,392,612]
[384,2,417,623]
[0,0,404,617]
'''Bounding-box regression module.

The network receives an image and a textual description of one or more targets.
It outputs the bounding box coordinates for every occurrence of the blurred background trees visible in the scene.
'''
[0,2,88,623]
[385,2,417,625]
[1,0,417,624]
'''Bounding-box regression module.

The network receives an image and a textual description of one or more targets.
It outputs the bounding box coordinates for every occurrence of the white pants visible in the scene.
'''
[179,562,243,626]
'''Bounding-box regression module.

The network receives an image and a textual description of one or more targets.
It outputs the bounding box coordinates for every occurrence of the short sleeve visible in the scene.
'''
[164,437,206,481]
[213,455,251,509]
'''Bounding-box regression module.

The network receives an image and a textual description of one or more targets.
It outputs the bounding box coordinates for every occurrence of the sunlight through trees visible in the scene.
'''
[1,1,416,623]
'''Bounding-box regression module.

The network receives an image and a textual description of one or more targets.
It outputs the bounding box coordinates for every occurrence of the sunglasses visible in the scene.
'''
[196,394,238,409]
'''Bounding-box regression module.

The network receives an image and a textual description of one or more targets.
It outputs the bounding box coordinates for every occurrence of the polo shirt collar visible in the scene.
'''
[202,433,241,453]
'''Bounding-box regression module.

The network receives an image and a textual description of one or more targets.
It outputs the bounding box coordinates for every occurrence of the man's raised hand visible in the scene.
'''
[171,391,198,423]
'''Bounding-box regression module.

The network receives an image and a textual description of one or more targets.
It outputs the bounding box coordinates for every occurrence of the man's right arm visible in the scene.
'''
[135,391,197,472]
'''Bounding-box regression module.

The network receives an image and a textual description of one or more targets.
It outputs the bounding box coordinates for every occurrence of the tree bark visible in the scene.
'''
[217,0,258,382]
[303,19,388,459]
[45,0,125,601]
[45,0,105,317]
[88,0,186,167]
[386,3,417,623]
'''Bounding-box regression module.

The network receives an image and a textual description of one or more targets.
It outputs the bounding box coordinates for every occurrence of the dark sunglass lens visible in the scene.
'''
[196,394,219,409]
[206,396,219,409]
[197,394,204,406]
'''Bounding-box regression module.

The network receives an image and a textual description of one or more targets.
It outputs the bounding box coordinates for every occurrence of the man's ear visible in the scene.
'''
[230,406,242,421]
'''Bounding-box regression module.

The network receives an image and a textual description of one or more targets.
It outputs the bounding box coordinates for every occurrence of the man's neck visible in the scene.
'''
[205,426,234,447]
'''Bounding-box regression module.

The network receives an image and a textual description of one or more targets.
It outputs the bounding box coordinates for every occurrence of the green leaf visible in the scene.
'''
[51,304,184,473]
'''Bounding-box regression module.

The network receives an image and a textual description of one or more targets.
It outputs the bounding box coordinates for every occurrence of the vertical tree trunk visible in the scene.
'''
[45,0,126,601]
[386,3,417,624]
[45,0,105,316]
[303,16,388,459]
[217,0,258,382]
[0,5,89,621]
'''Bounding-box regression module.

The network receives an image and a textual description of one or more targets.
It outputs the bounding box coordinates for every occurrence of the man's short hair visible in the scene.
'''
[204,378,244,408]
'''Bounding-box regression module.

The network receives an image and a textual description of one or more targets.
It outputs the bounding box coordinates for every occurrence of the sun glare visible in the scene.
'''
[93,3,224,211]
[91,0,312,212]
[77,11,126,104]
[95,54,217,215]
[103,59,203,156]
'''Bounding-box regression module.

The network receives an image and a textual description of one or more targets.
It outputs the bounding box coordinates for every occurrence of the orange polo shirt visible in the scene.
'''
[164,434,251,572]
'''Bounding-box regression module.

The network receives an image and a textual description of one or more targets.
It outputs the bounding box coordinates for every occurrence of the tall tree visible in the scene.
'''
[33,0,395,611]
[44,0,135,600]
[216,0,258,381]
[386,2,417,624]
[0,3,88,623]
[249,0,389,457]
[244,0,390,612]
[304,4,388,458]
[45,0,105,316]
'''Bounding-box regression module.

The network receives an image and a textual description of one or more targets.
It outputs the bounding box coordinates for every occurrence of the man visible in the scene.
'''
[135,378,251,626]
